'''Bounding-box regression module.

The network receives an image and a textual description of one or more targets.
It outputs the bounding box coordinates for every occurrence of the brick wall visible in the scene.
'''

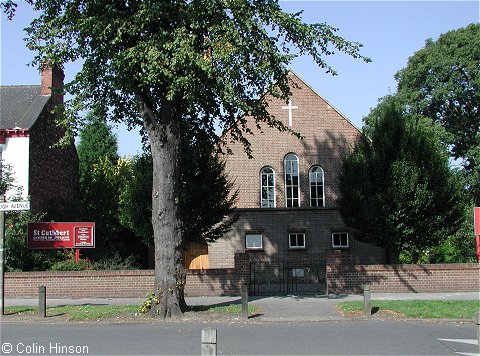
[5,254,250,298]
[327,263,480,294]
[29,101,80,221]
[222,72,361,210]
[6,260,478,299]
[210,209,386,268]
[4,269,239,298]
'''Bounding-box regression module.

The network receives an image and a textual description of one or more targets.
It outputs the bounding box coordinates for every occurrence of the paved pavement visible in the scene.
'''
[4,291,479,322]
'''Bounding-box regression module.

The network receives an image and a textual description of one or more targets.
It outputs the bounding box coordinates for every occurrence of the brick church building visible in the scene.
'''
[185,71,386,271]
[0,65,79,220]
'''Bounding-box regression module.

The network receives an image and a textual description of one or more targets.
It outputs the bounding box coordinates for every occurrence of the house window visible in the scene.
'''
[309,166,324,207]
[284,153,300,207]
[245,234,263,249]
[332,232,349,248]
[289,233,306,249]
[260,167,275,208]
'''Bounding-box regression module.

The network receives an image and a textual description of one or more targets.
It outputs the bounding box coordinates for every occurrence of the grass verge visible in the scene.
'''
[5,305,139,321]
[5,303,258,321]
[337,300,480,319]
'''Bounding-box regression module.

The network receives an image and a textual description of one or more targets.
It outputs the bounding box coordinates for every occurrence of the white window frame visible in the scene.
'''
[289,232,306,249]
[245,234,263,249]
[284,153,300,207]
[332,232,349,249]
[260,166,276,208]
[309,165,325,208]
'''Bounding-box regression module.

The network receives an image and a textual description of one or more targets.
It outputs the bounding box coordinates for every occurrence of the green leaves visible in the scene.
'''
[395,23,480,204]
[339,96,466,263]
[6,0,370,150]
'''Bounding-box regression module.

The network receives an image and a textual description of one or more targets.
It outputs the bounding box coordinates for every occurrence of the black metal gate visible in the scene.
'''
[249,260,326,296]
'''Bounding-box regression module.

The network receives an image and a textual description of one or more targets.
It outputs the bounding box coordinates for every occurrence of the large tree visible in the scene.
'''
[2,0,369,317]
[395,23,480,204]
[339,96,465,264]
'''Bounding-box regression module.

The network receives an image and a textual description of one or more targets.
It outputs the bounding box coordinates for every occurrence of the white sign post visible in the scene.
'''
[0,201,30,212]
[0,198,31,315]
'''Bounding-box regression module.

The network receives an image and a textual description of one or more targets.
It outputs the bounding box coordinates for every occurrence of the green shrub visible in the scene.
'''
[4,210,57,271]
[93,252,140,270]
[50,255,94,271]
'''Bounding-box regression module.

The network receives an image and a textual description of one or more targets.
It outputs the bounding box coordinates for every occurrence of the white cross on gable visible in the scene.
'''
[281,99,298,127]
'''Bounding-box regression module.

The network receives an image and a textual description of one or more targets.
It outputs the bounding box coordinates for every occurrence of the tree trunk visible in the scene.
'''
[140,99,187,318]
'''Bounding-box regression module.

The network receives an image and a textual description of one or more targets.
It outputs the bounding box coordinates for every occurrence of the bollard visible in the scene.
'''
[363,284,371,317]
[38,286,46,318]
[475,312,480,354]
[241,284,249,319]
[201,328,217,356]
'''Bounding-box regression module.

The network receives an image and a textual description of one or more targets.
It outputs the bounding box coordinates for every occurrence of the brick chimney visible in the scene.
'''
[41,63,65,104]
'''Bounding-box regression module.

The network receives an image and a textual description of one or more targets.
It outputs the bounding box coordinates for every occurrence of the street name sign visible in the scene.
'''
[0,201,30,212]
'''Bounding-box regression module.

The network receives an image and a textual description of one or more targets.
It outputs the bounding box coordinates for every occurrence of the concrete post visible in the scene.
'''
[38,286,46,318]
[363,284,371,317]
[201,328,217,356]
[475,312,480,354]
[241,284,249,319]
[0,198,4,316]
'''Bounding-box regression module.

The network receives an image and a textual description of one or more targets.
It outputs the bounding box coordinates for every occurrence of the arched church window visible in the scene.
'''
[309,165,324,207]
[284,153,300,207]
[260,166,275,208]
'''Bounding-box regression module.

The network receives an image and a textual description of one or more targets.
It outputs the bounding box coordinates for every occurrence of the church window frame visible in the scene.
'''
[260,166,276,208]
[245,233,263,250]
[284,153,300,207]
[332,232,349,249]
[288,232,306,249]
[309,165,325,207]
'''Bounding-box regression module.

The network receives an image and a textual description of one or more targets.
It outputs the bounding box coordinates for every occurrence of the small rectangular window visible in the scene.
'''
[332,232,349,248]
[289,233,306,249]
[246,234,263,249]
[292,268,306,278]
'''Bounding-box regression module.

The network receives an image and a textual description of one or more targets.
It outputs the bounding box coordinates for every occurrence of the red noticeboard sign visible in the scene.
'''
[27,222,95,249]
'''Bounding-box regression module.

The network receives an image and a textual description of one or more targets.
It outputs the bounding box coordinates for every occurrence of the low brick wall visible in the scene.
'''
[5,269,245,298]
[5,270,153,298]
[5,253,251,299]
[327,263,480,294]
[5,261,479,298]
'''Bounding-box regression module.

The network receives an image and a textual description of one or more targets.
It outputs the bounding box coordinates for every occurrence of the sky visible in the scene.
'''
[1,1,479,157]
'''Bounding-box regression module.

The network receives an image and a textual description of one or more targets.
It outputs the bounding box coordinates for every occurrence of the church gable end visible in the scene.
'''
[223,71,361,210]
[208,71,386,271]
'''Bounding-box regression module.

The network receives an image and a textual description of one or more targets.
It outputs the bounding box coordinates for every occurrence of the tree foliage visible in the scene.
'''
[76,113,126,260]
[2,0,369,317]
[395,23,480,204]
[4,210,57,271]
[119,126,238,247]
[77,112,119,181]
[339,97,466,263]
